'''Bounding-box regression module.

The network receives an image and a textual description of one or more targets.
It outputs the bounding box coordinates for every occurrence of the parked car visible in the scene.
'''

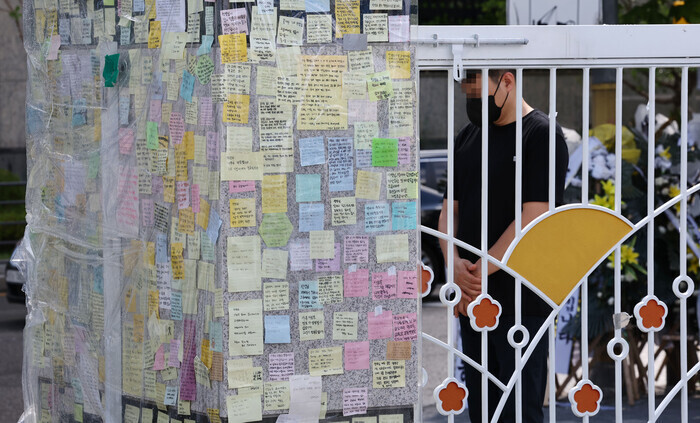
[4,243,25,304]
[420,150,447,298]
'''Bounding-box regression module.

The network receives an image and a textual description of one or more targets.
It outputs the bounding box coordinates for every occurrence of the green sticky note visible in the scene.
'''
[372,138,399,167]
[146,121,159,149]
[296,174,321,202]
[103,53,120,87]
[259,213,293,247]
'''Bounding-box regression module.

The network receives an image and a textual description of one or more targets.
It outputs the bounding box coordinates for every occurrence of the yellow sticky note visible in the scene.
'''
[386,171,418,200]
[178,208,195,235]
[261,249,288,280]
[227,365,263,389]
[386,51,411,79]
[309,230,334,259]
[219,33,248,63]
[299,311,325,341]
[335,0,361,38]
[148,21,161,48]
[221,151,263,181]
[225,394,262,423]
[356,170,382,200]
[227,236,262,292]
[309,346,344,376]
[333,311,358,340]
[263,282,290,311]
[230,198,256,227]
[376,234,409,263]
[262,174,287,213]
[162,32,188,60]
[264,381,290,410]
[318,275,343,304]
[228,299,263,355]
[331,197,356,226]
[379,415,404,423]
[372,360,406,388]
[223,94,250,123]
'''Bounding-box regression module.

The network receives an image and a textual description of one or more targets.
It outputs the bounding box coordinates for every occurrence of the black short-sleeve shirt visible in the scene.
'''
[447,109,569,316]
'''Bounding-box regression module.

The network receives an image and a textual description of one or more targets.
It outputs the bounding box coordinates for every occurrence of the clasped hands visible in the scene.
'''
[452,257,483,317]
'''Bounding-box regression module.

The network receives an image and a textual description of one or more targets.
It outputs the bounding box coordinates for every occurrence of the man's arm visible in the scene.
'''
[437,199,481,306]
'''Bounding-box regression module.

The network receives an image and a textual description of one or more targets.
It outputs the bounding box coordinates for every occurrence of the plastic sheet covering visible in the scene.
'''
[18,0,420,421]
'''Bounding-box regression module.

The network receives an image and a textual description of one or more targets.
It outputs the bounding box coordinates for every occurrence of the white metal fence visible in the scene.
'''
[415,24,700,423]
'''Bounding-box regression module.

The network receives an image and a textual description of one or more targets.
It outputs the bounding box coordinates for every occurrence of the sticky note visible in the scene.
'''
[309,230,335,259]
[386,51,411,79]
[375,234,409,263]
[397,270,418,299]
[299,203,324,232]
[307,14,332,44]
[300,137,326,166]
[227,235,261,292]
[368,70,394,101]
[262,174,287,213]
[299,281,322,309]
[259,213,293,247]
[263,282,290,311]
[368,310,393,339]
[356,170,382,200]
[365,202,391,232]
[332,197,356,226]
[264,315,291,343]
[318,274,343,304]
[328,137,354,192]
[299,311,325,341]
[335,0,360,38]
[333,312,358,340]
[229,198,256,227]
[269,352,295,381]
[344,267,369,297]
[344,341,370,370]
[393,313,418,341]
[372,271,397,300]
[296,174,322,202]
[372,138,399,167]
[387,340,412,360]
[226,394,262,422]
[344,236,369,263]
[261,249,288,280]
[343,388,368,416]
[228,299,263,355]
[103,53,120,87]
[315,244,341,272]
[219,33,247,63]
[387,171,418,199]
[264,381,290,410]
[309,346,343,376]
[388,15,410,42]
[392,201,417,230]
[364,14,388,43]
[372,360,405,388]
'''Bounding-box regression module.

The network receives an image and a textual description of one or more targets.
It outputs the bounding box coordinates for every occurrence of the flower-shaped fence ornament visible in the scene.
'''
[633,295,668,332]
[420,262,434,298]
[466,294,502,331]
[568,380,603,417]
[433,377,468,416]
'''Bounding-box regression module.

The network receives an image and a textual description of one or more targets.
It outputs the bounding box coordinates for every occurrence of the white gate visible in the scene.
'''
[414,24,700,423]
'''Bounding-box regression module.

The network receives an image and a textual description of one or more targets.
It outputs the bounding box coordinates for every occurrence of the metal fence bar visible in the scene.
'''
[481,67,490,423]
[647,66,657,423]
[581,66,591,423]
[547,68,557,423]
[445,67,457,423]
[614,66,624,423]
[679,66,689,423]
[514,67,524,423]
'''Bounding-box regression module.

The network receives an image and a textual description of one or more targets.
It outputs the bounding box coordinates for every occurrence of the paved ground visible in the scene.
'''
[420,300,700,422]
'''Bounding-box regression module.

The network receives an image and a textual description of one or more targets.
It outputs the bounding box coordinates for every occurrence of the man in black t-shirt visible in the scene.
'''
[438,70,568,423]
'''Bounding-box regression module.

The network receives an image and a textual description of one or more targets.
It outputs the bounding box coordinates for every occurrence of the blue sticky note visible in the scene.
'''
[210,321,223,352]
[356,149,372,168]
[133,0,145,12]
[197,35,214,56]
[299,281,322,309]
[299,136,325,166]
[93,266,103,294]
[264,315,291,344]
[156,233,168,263]
[180,70,195,102]
[306,0,330,12]
[299,203,324,232]
[392,201,417,230]
[207,208,222,244]
[164,386,178,406]
[328,137,354,192]
[170,291,183,320]
[365,203,391,232]
[72,98,87,127]
[296,174,322,202]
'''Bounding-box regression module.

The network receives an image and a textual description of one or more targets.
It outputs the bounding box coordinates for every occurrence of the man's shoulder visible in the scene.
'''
[456,123,480,146]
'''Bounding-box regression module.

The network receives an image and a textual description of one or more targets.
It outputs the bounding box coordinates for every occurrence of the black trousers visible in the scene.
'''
[459,314,549,423]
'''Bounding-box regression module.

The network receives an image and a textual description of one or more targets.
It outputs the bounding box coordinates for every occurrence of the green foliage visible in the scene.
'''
[620,0,700,24]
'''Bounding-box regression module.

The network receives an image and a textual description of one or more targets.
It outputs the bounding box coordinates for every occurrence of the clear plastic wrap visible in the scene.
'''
[19,0,420,422]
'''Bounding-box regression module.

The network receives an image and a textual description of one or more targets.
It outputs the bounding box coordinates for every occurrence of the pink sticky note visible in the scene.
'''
[47,34,61,60]
[180,319,197,401]
[119,128,135,154]
[141,199,154,227]
[343,388,368,416]
[393,313,418,341]
[316,243,341,272]
[348,100,378,124]
[149,100,162,122]
[269,352,295,381]
[398,137,411,165]
[368,310,393,340]
[169,112,185,145]
[344,236,369,263]
[221,7,248,34]
[191,184,200,213]
[206,131,219,161]
[168,339,181,368]
[176,181,190,209]
[229,180,256,193]
[397,270,418,299]
[344,341,370,370]
[372,272,397,300]
[200,97,214,127]
[152,176,163,196]
[153,344,166,370]
[344,268,369,297]
[290,241,312,271]
[388,15,410,43]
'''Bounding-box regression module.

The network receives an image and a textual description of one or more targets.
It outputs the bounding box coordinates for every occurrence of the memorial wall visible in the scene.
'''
[19,0,420,421]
